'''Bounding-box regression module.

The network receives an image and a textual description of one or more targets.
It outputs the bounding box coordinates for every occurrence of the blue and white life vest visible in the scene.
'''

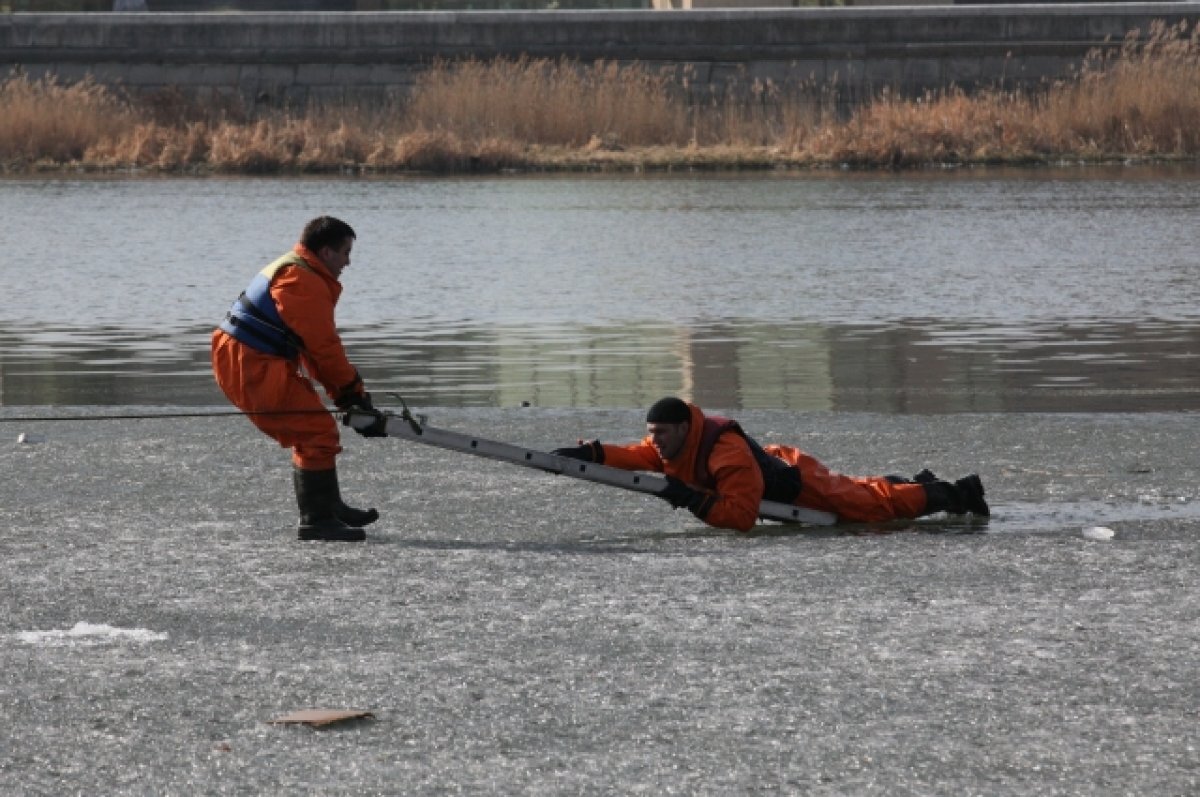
[219,253,308,359]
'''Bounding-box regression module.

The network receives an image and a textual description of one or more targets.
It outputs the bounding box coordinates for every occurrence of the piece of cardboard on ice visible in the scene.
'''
[269,709,375,727]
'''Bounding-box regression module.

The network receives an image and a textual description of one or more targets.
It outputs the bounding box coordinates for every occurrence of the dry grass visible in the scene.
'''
[405,57,689,149]
[0,74,132,166]
[797,20,1200,166]
[1,21,1198,173]
[797,88,1043,167]
[1045,20,1200,156]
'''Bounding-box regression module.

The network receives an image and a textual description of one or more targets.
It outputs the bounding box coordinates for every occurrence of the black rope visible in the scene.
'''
[1,393,420,428]
[0,409,340,423]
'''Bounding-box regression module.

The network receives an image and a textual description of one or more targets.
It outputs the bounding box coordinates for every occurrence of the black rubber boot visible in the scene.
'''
[332,468,379,526]
[295,466,379,527]
[921,474,990,517]
[921,481,963,515]
[954,474,990,516]
[913,468,939,484]
[886,468,941,485]
[336,500,379,527]
[293,467,366,542]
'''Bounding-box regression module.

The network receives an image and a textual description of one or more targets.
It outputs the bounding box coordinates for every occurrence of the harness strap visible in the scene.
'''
[693,416,802,504]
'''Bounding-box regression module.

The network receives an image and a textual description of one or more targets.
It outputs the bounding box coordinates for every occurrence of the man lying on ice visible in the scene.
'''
[552,396,989,532]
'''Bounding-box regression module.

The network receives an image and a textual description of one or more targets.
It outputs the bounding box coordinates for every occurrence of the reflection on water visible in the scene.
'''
[2,318,1197,412]
[2,168,1198,412]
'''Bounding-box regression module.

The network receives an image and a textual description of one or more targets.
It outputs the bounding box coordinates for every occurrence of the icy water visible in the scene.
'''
[2,166,1199,412]
[3,169,1200,795]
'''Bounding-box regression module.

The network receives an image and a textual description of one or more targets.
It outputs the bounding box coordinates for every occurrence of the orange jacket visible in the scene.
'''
[600,403,763,532]
[269,244,363,401]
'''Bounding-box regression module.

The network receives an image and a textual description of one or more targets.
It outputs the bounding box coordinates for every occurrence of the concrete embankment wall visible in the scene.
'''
[2,4,1199,110]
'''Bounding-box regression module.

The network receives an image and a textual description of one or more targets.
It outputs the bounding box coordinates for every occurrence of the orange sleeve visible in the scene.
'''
[599,438,664,472]
[698,435,765,533]
[270,266,361,399]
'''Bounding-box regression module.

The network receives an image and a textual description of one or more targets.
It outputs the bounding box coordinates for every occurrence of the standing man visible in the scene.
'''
[212,216,384,542]
[552,396,989,532]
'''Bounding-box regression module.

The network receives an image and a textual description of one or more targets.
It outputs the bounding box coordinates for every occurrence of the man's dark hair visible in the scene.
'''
[300,216,356,253]
[646,396,691,424]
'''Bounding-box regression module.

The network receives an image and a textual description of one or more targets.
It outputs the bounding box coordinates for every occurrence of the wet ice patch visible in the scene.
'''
[14,622,168,647]
[992,501,1200,534]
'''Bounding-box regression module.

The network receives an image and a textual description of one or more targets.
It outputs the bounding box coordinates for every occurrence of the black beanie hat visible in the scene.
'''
[646,397,691,424]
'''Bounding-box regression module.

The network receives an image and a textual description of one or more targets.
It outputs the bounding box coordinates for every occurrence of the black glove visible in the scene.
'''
[338,391,388,438]
[658,476,699,508]
[551,440,604,463]
[333,372,367,410]
[657,476,715,519]
[335,386,373,412]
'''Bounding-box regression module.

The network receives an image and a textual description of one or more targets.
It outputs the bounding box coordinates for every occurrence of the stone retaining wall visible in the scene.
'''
[2,4,1198,109]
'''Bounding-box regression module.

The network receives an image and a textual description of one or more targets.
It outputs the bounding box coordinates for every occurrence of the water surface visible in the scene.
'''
[3,167,1198,411]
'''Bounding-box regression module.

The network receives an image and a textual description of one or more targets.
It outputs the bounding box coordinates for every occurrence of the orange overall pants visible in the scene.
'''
[765,445,928,523]
[211,329,341,470]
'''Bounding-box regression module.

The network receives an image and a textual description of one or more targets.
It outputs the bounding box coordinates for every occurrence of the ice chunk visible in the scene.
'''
[15,622,168,646]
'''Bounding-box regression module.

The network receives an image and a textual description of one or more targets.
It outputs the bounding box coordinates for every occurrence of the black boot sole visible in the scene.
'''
[298,525,366,542]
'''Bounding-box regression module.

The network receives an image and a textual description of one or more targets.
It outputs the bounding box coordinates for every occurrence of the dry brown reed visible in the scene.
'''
[1045,20,1200,157]
[404,57,689,149]
[799,20,1200,166]
[799,89,1042,167]
[1,20,1198,173]
[0,74,132,166]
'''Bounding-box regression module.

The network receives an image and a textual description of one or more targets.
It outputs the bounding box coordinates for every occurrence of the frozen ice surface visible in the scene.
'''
[2,407,1199,795]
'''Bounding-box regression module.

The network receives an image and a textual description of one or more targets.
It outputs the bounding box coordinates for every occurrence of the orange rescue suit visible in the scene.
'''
[600,403,928,532]
[211,245,364,471]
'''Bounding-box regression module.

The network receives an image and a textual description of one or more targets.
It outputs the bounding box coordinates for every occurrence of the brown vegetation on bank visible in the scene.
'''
[1,20,1197,174]
[812,20,1200,167]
